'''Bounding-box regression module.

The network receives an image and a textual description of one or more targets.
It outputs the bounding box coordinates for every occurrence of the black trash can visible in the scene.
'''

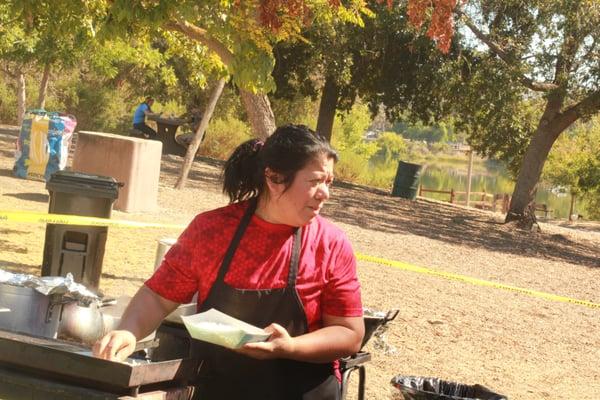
[42,171,120,290]
[391,376,507,400]
[391,161,423,200]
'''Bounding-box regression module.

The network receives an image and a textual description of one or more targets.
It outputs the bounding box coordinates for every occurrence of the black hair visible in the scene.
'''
[222,124,338,203]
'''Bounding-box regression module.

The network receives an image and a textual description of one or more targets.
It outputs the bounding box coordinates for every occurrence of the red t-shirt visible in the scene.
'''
[146,201,363,332]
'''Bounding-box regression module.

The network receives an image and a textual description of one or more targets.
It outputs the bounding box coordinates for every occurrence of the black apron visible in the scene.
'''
[193,199,340,400]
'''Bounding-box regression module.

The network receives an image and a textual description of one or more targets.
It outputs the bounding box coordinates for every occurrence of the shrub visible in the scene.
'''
[335,149,369,183]
[198,115,252,160]
[0,77,17,125]
[371,132,407,166]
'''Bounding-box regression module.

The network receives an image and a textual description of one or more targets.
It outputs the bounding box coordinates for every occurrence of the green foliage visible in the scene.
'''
[544,116,600,218]
[62,83,131,133]
[585,195,600,220]
[429,141,450,154]
[271,96,318,127]
[0,76,17,123]
[392,119,459,144]
[371,131,408,166]
[544,118,600,192]
[272,1,464,123]
[334,149,370,183]
[98,0,375,95]
[452,1,600,184]
[450,53,542,176]
[331,102,376,158]
[198,114,252,160]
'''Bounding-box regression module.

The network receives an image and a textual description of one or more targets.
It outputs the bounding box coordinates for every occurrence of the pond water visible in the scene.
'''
[418,161,578,219]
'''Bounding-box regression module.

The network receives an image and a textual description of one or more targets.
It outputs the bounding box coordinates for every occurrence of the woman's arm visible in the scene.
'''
[93,285,180,361]
[119,285,179,338]
[238,313,364,363]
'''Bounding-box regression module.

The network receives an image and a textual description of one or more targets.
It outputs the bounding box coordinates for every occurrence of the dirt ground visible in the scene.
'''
[1,127,599,399]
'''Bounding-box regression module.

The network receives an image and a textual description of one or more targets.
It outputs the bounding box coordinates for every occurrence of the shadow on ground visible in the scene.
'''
[3,193,49,203]
[0,168,14,178]
[321,181,600,268]
[159,155,223,190]
[0,260,39,275]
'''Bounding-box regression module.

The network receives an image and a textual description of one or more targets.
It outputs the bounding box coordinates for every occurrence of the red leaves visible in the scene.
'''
[408,0,463,53]
[257,0,463,53]
[259,0,321,31]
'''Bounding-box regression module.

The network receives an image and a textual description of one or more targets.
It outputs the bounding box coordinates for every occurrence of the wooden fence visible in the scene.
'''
[418,186,553,217]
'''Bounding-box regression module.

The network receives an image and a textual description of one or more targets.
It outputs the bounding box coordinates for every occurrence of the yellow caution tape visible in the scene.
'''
[356,253,600,310]
[0,210,186,230]
[2,209,597,309]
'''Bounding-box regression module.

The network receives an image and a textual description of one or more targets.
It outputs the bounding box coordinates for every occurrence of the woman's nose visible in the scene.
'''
[316,183,330,201]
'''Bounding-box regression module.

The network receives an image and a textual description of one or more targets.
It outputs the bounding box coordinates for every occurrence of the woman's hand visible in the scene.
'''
[92,330,137,362]
[235,323,295,360]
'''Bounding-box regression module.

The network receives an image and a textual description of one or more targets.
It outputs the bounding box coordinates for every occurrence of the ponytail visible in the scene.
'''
[222,139,264,203]
[223,124,338,204]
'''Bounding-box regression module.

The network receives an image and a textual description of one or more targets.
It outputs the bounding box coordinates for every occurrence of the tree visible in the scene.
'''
[0,3,37,123]
[452,1,600,228]
[0,1,108,121]
[272,1,464,141]
[544,116,600,219]
[175,78,226,189]
[98,1,367,138]
[101,0,461,139]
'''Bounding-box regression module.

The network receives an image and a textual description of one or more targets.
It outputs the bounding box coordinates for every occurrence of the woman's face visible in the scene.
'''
[264,153,335,227]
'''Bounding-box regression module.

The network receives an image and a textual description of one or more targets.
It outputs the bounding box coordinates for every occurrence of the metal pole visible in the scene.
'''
[466,149,474,207]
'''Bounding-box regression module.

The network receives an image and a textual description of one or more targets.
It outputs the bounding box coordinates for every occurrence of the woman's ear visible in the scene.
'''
[265,168,285,195]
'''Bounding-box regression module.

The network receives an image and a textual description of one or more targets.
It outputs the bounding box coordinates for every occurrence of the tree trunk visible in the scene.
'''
[175,78,226,190]
[239,89,276,140]
[165,20,276,140]
[505,123,563,229]
[37,64,51,109]
[16,71,26,125]
[315,76,339,142]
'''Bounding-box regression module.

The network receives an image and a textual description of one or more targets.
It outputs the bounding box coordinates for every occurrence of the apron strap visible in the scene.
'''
[214,198,257,283]
[287,228,302,288]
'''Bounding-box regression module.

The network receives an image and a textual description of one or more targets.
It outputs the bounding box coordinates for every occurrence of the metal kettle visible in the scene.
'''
[57,298,116,345]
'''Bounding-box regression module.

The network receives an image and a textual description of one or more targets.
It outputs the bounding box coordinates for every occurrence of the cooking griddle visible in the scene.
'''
[0,329,200,395]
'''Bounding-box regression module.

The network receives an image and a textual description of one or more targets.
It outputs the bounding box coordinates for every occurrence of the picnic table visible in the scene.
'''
[146,114,189,157]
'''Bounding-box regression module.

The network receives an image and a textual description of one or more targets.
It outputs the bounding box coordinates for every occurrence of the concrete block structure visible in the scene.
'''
[72,131,162,212]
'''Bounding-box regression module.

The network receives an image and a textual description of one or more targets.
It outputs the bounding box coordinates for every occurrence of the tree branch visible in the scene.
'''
[552,90,600,133]
[0,64,17,79]
[570,36,596,76]
[164,19,234,66]
[457,10,558,92]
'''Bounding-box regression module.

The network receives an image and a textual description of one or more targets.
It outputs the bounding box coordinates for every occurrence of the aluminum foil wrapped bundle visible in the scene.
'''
[0,269,99,305]
[362,307,399,354]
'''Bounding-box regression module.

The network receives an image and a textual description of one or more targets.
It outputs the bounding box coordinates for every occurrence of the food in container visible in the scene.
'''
[181,308,271,349]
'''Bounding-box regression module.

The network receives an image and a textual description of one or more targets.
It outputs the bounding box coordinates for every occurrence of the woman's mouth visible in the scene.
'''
[308,205,322,213]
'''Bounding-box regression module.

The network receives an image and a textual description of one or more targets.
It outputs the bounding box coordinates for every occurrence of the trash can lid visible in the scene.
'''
[46,171,120,200]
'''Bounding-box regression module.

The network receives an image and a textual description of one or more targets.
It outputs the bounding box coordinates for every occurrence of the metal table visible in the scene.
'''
[146,115,189,157]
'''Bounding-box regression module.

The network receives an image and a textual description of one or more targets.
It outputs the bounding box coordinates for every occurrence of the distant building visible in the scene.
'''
[450,143,472,152]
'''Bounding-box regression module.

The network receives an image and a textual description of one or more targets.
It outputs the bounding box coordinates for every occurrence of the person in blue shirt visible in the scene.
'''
[132,97,157,138]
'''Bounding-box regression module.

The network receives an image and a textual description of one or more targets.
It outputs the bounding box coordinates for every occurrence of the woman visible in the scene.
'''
[93,124,364,399]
